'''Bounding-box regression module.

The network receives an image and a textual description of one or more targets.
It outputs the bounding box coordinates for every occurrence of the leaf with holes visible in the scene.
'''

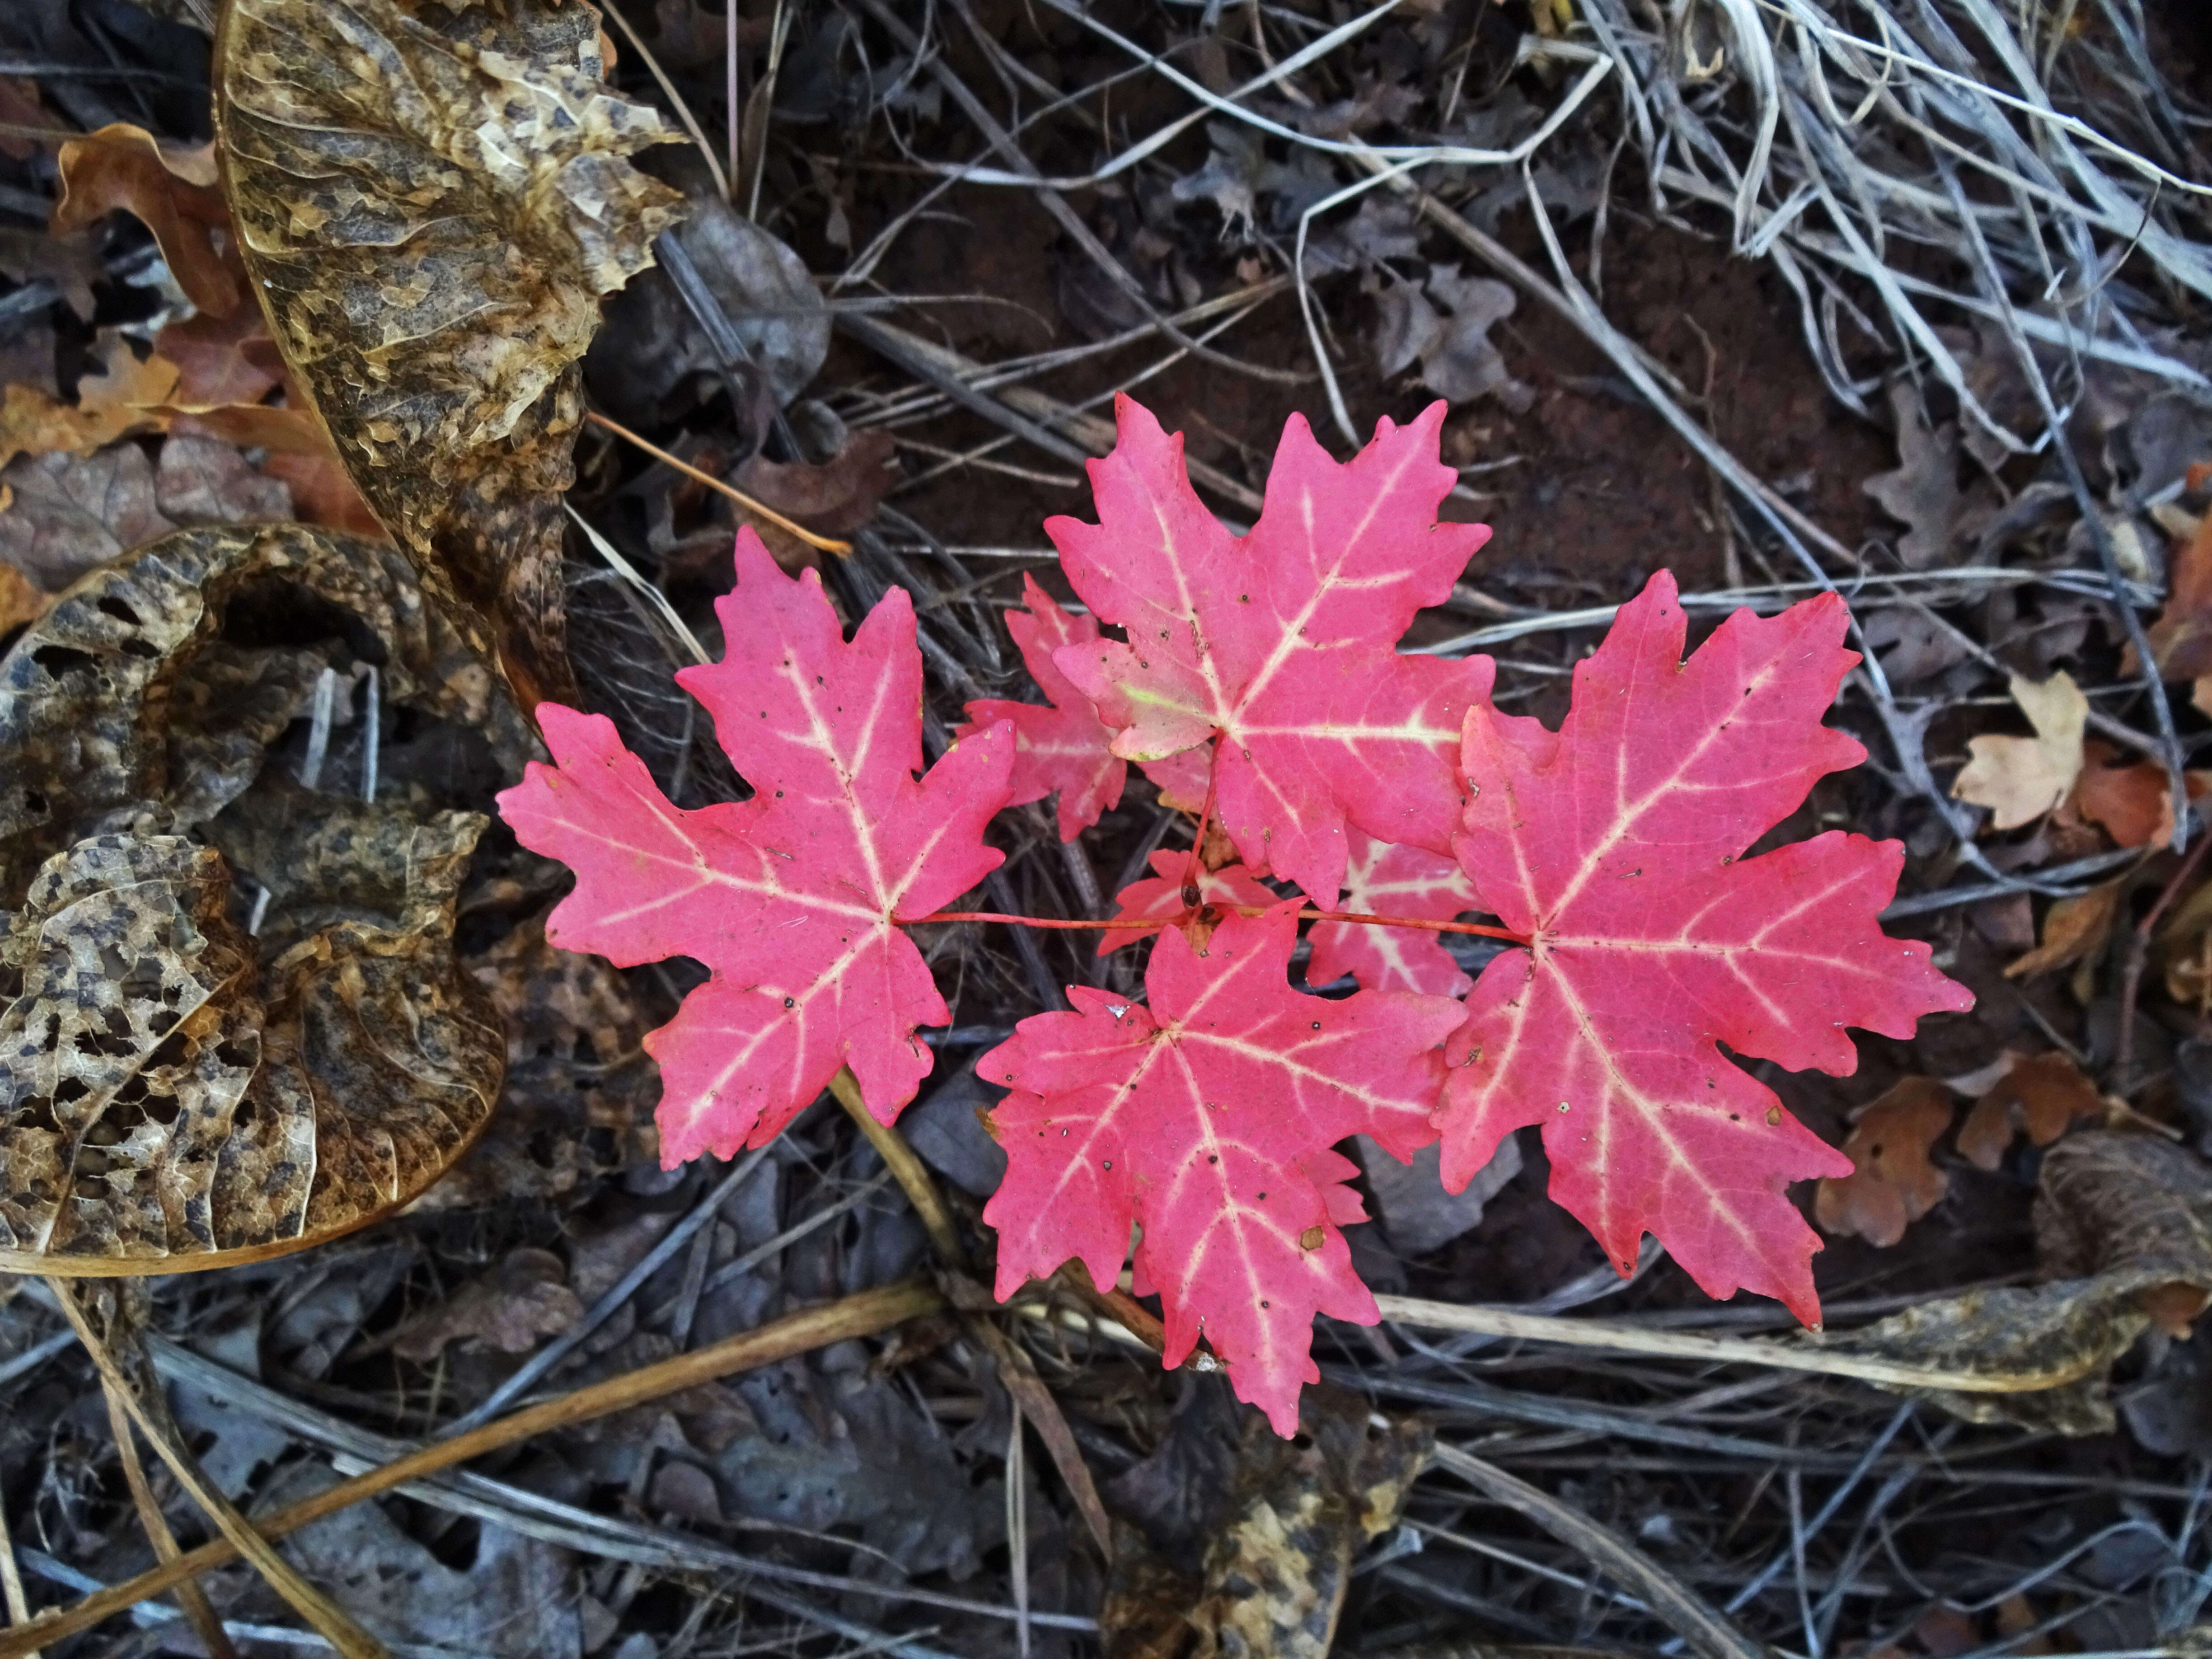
[497,530,1015,1165]
[980,903,1464,1434]
[1438,572,1973,1322]
[957,575,1209,839]
[1306,831,1481,995]
[1048,395,1493,904]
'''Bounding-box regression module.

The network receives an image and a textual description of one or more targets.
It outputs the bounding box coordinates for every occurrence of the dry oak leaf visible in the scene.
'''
[2144,497,2212,681]
[498,531,1016,1167]
[1862,378,1964,570]
[981,904,1464,1434]
[389,1247,583,1361]
[50,124,238,317]
[1814,1077,1955,1248]
[1956,1051,2102,1171]
[2068,739,2205,849]
[0,329,180,470]
[1305,830,1480,996]
[958,574,1210,840]
[216,0,685,709]
[1952,671,2089,831]
[2003,879,2124,981]
[1049,395,1493,907]
[1440,572,1973,1322]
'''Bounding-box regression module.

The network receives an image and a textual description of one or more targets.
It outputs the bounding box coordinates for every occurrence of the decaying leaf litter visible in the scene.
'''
[0,0,2209,1654]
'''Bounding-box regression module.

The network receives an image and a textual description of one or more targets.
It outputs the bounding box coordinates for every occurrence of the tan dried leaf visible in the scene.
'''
[1814,1077,1954,1247]
[1955,1051,2102,1171]
[215,0,685,709]
[50,125,237,316]
[2003,878,2123,981]
[1953,671,2088,831]
[0,330,181,470]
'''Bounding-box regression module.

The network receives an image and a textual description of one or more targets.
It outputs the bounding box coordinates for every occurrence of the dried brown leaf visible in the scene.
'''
[1823,1131,2212,1432]
[389,1247,581,1361]
[2003,879,2124,981]
[2144,502,2212,681]
[0,524,521,1271]
[1863,378,1964,570]
[1814,1077,1954,1247]
[216,0,684,710]
[51,124,237,316]
[0,329,179,469]
[1953,671,2088,831]
[1956,1051,2103,1171]
[0,443,176,592]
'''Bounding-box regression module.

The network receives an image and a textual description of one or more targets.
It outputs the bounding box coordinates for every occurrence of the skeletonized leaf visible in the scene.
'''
[0,524,516,1272]
[214,0,684,708]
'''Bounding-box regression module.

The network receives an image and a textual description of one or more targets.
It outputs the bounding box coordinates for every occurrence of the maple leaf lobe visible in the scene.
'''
[1440,572,1973,1322]
[499,530,1014,1169]
[980,903,1462,1434]
[1046,394,1494,905]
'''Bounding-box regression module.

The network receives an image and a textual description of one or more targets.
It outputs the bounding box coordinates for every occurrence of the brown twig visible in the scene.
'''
[0,1282,943,1658]
[585,410,853,555]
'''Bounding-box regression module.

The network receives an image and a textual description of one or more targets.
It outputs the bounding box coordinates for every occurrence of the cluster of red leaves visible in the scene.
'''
[501,395,1973,1434]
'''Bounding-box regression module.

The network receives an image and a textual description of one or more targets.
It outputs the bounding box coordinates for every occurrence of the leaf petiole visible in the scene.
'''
[915,906,1532,945]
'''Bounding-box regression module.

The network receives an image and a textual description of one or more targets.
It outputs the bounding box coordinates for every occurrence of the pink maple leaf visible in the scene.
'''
[1438,572,1973,1320]
[1096,849,1275,955]
[497,531,1015,1166]
[1306,831,1482,995]
[957,575,1218,838]
[1048,395,1493,906]
[980,903,1463,1434]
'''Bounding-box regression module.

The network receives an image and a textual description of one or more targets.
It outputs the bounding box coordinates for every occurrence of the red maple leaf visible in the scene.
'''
[1096,849,1275,954]
[1306,831,1481,995]
[1048,395,1493,906]
[497,531,1016,1165]
[981,903,1462,1433]
[1438,573,1973,1319]
[956,576,1210,839]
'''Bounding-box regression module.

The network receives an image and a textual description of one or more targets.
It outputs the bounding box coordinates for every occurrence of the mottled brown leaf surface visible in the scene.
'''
[0,524,517,1271]
[214,0,684,710]
[1822,1131,2212,1432]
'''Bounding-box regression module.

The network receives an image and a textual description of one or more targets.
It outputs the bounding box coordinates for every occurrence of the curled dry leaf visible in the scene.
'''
[50,124,237,316]
[2003,879,2124,982]
[1814,1077,1955,1248]
[1951,671,2088,831]
[1821,1131,2212,1432]
[0,524,519,1271]
[215,0,685,710]
[1956,1051,2102,1171]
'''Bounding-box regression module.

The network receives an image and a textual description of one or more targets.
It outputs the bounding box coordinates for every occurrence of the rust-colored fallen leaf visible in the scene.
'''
[2004,879,2124,981]
[1814,1077,1954,1247]
[2069,739,2208,848]
[1952,671,2088,831]
[1956,1051,2103,1171]
[0,523,522,1272]
[0,562,45,636]
[51,124,238,317]
[215,0,685,710]
[2145,501,2212,681]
